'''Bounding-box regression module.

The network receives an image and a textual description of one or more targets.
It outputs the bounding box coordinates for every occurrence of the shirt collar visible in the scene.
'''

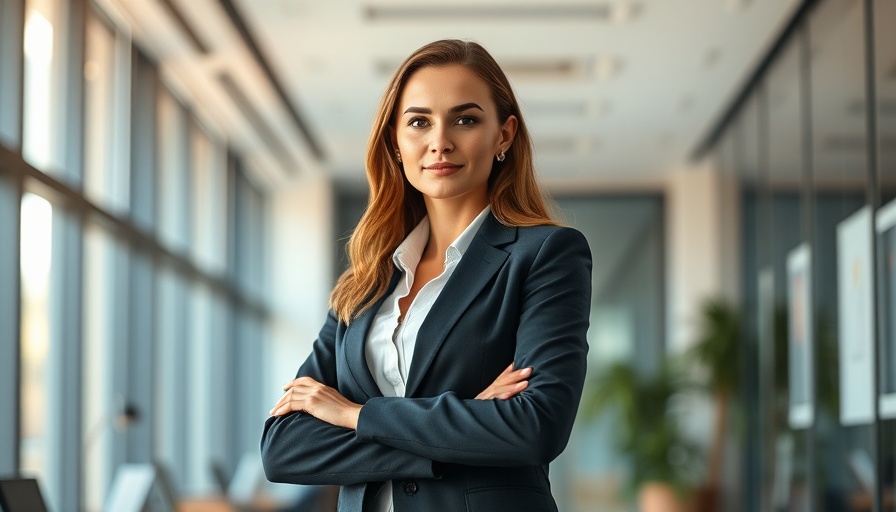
[446,205,491,264]
[392,205,492,271]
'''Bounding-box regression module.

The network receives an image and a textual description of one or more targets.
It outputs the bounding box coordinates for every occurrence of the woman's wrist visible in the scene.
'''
[346,403,363,430]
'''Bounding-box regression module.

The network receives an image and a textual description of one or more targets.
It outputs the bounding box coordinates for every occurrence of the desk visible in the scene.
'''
[177,497,235,512]
[177,496,280,512]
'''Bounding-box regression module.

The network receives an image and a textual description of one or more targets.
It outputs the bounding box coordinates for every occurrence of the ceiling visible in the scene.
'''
[104,0,802,192]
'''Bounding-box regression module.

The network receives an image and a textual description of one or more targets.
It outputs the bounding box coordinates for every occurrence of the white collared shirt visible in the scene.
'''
[365,205,491,512]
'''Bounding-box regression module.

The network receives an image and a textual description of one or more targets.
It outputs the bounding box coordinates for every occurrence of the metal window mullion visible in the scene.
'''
[0,0,25,148]
[0,171,23,475]
[864,2,884,512]
[798,20,819,512]
[126,47,157,465]
[756,81,775,512]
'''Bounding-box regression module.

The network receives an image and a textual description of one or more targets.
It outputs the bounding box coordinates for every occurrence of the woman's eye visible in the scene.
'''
[408,117,429,128]
[456,116,477,126]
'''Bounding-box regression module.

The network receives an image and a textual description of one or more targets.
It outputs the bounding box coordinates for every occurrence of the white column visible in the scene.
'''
[665,159,741,353]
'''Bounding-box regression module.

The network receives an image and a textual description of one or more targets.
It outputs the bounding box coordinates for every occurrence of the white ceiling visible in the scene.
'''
[106,0,802,192]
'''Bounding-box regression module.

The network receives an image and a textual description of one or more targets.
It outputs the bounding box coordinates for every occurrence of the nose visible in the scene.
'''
[429,126,453,154]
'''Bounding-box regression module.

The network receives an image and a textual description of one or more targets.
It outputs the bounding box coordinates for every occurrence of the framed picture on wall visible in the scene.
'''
[836,206,875,425]
[787,243,814,429]
[877,198,896,419]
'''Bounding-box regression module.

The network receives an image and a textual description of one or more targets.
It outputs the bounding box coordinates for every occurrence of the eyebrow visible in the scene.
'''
[403,102,485,115]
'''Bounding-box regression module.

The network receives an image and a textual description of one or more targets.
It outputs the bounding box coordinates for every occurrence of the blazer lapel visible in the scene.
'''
[405,214,517,396]
[342,269,401,400]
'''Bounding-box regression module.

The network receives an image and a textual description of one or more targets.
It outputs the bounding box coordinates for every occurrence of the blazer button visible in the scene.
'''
[403,480,418,495]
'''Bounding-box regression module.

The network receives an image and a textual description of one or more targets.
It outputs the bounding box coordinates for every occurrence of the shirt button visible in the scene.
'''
[403,480,418,495]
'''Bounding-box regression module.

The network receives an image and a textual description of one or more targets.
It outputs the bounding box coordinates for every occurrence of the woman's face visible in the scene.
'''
[393,64,516,208]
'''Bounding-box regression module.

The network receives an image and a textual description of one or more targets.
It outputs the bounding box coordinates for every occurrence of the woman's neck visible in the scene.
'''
[422,196,488,258]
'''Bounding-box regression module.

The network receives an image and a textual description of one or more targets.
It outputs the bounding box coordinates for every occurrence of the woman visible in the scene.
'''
[261,39,592,512]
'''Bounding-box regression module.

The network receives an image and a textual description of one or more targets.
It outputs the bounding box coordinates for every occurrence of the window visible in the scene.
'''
[18,192,52,483]
[3,0,271,508]
[22,0,65,174]
[84,12,130,213]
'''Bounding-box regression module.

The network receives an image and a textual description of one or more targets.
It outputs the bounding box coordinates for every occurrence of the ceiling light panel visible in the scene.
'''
[374,55,619,82]
[363,2,640,23]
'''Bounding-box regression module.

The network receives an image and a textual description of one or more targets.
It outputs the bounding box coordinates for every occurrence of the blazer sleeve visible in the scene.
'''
[355,227,592,467]
[260,310,440,485]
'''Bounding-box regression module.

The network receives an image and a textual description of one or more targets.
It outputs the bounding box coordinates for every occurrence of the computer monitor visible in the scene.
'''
[0,478,49,512]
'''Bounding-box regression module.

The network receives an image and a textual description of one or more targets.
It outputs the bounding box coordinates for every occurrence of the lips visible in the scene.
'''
[424,162,463,176]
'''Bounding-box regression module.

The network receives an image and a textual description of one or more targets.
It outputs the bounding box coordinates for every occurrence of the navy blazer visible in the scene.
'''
[261,213,592,512]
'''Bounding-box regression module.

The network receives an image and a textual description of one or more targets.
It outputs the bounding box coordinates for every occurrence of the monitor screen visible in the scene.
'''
[0,478,48,512]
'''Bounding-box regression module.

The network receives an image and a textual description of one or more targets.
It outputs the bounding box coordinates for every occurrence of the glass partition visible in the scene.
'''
[875,0,896,510]
[764,31,812,511]
[807,2,874,511]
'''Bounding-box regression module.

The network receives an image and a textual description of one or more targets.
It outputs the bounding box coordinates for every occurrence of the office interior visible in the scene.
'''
[0,0,894,510]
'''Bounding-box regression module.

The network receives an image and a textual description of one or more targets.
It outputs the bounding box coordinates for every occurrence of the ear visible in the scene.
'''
[498,115,518,152]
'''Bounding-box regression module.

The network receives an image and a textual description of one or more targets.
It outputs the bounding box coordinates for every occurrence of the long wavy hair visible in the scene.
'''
[330,39,557,324]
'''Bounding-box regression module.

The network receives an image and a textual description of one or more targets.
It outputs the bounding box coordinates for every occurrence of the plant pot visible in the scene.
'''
[638,482,692,512]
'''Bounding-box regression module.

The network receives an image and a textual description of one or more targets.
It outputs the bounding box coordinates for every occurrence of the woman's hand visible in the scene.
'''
[475,364,531,400]
[271,377,363,430]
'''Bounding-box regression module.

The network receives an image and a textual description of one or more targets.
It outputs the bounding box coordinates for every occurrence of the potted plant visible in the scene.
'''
[580,360,699,512]
[688,298,741,512]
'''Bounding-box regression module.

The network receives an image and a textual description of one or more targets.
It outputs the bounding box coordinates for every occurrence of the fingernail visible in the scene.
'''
[522,367,532,375]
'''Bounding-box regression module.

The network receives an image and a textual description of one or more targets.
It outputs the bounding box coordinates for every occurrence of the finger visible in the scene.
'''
[495,367,531,386]
[283,376,322,391]
[271,401,302,417]
[271,401,295,416]
[496,380,529,400]
[270,392,295,414]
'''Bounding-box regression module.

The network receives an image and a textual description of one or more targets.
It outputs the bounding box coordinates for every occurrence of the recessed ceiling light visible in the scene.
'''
[589,55,621,81]
[610,1,642,24]
[726,0,756,12]
[524,100,589,117]
[363,2,640,23]
[375,56,613,82]
[536,136,578,153]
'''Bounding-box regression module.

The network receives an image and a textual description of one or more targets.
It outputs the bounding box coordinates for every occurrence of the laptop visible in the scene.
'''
[0,478,49,512]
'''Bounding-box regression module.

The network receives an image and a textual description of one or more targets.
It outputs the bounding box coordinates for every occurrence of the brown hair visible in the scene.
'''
[329,39,557,323]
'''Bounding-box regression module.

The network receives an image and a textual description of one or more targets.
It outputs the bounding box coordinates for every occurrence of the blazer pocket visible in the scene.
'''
[464,486,555,512]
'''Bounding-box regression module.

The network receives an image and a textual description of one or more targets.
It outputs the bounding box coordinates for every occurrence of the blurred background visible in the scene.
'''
[0,0,894,511]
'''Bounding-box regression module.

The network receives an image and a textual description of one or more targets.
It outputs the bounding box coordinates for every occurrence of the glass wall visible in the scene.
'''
[0,1,270,510]
[710,0,892,510]
[876,1,896,510]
